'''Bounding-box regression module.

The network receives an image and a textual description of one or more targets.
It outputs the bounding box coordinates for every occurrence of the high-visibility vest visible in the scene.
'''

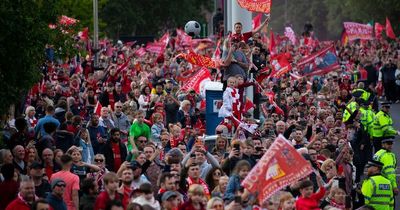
[361,174,394,210]
[342,101,358,122]
[352,88,371,102]
[372,111,396,138]
[374,149,398,188]
[360,106,375,136]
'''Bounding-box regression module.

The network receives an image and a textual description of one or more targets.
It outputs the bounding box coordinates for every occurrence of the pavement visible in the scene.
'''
[389,103,400,206]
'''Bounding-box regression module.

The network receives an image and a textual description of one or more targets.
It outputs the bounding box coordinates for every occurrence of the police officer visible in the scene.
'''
[372,102,399,152]
[361,160,394,209]
[374,139,398,196]
[359,100,375,137]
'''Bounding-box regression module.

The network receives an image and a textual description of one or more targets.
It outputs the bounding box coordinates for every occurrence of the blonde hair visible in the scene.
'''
[279,191,294,208]
[188,184,205,196]
[321,158,336,174]
[66,145,83,155]
[180,100,191,109]
[206,197,223,210]
[25,106,35,116]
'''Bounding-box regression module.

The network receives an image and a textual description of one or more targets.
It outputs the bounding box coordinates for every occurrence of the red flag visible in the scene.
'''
[159,32,170,46]
[213,40,222,59]
[297,45,340,77]
[94,101,102,116]
[180,67,211,94]
[252,14,262,30]
[176,51,221,69]
[145,42,165,55]
[269,53,292,78]
[242,135,313,204]
[265,92,284,116]
[176,29,192,48]
[134,47,147,57]
[375,22,384,39]
[269,30,276,55]
[78,27,89,41]
[343,22,373,41]
[243,97,255,113]
[237,0,271,14]
[386,17,396,39]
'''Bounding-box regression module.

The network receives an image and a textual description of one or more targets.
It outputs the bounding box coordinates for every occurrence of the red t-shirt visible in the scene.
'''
[295,187,326,210]
[232,32,253,42]
[111,142,122,172]
[94,191,123,210]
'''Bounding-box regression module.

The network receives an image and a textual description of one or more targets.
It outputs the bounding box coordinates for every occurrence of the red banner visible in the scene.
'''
[237,0,271,14]
[134,47,147,57]
[269,53,292,78]
[343,22,373,41]
[386,17,396,39]
[176,29,193,48]
[180,67,211,93]
[242,135,313,204]
[297,45,340,76]
[59,15,78,26]
[176,51,220,69]
[145,42,165,55]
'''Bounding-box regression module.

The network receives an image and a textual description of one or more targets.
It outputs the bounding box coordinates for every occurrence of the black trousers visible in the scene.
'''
[383,81,398,101]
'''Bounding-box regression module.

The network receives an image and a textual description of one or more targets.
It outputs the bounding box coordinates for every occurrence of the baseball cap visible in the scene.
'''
[161,191,178,202]
[51,179,66,189]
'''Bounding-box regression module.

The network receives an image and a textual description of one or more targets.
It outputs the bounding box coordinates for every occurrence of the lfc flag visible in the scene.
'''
[297,45,339,77]
[176,51,221,69]
[180,67,211,94]
[269,53,292,78]
[386,17,396,39]
[269,30,276,55]
[242,135,313,203]
[237,0,272,14]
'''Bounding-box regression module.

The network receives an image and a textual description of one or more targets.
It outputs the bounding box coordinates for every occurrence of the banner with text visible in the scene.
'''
[343,22,373,41]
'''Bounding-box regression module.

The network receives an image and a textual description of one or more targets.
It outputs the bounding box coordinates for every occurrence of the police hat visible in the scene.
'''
[381,101,391,107]
[366,160,384,168]
[382,139,394,144]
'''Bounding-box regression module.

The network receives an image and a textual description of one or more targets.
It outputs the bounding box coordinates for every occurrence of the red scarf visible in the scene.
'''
[186,177,210,197]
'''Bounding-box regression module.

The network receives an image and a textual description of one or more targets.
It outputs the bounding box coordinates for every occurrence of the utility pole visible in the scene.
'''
[93,0,99,67]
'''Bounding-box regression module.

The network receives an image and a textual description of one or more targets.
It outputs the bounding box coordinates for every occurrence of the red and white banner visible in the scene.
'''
[134,47,147,57]
[297,45,340,77]
[237,0,272,14]
[176,51,221,69]
[343,22,373,41]
[269,53,292,78]
[180,67,211,94]
[242,135,313,204]
[145,42,165,55]
[176,29,193,48]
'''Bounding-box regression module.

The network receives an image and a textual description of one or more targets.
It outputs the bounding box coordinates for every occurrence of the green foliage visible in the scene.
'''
[270,0,400,40]
[0,0,55,115]
[101,0,213,38]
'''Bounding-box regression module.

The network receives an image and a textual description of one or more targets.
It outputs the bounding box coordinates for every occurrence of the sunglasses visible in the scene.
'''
[94,159,104,163]
[56,183,66,187]
[138,140,147,143]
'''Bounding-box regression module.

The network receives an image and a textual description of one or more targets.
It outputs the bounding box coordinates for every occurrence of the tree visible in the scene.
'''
[0,0,79,116]
[101,0,213,39]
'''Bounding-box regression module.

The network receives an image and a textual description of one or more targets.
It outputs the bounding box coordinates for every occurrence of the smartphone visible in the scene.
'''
[233,144,240,151]
[234,195,242,204]
[256,147,263,152]
[190,153,196,158]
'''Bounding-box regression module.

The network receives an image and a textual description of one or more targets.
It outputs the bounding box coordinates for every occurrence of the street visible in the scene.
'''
[389,103,400,206]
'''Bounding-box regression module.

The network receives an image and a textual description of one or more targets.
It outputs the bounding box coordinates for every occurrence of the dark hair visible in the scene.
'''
[32,199,49,210]
[15,117,27,131]
[46,105,55,113]
[81,178,96,194]
[158,172,174,186]
[110,128,120,136]
[298,180,313,189]
[105,200,123,210]
[43,122,57,134]
[1,164,15,180]
[205,167,224,191]
[60,154,73,165]
[234,22,242,26]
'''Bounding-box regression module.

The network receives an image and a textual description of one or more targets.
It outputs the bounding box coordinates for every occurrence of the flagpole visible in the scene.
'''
[93,0,99,67]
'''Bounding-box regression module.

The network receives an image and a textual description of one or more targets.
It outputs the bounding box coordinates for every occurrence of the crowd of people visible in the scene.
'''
[0,15,400,210]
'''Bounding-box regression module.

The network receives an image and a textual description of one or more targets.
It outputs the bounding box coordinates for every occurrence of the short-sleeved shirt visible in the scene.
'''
[222,50,248,81]
[232,32,253,42]
[51,171,80,210]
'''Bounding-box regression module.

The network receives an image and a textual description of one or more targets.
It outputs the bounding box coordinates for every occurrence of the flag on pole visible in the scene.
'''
[176,51,221,69]
[341,29,349,46]
[386,17,396,39]
[269,30,276,55]
[242,135,313,204]
[252,14,262,30]
[94,101,102,116]
[237,0,272,14]
[180,67,211,94]
[375,22,384,39]
[297,45,340,77]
